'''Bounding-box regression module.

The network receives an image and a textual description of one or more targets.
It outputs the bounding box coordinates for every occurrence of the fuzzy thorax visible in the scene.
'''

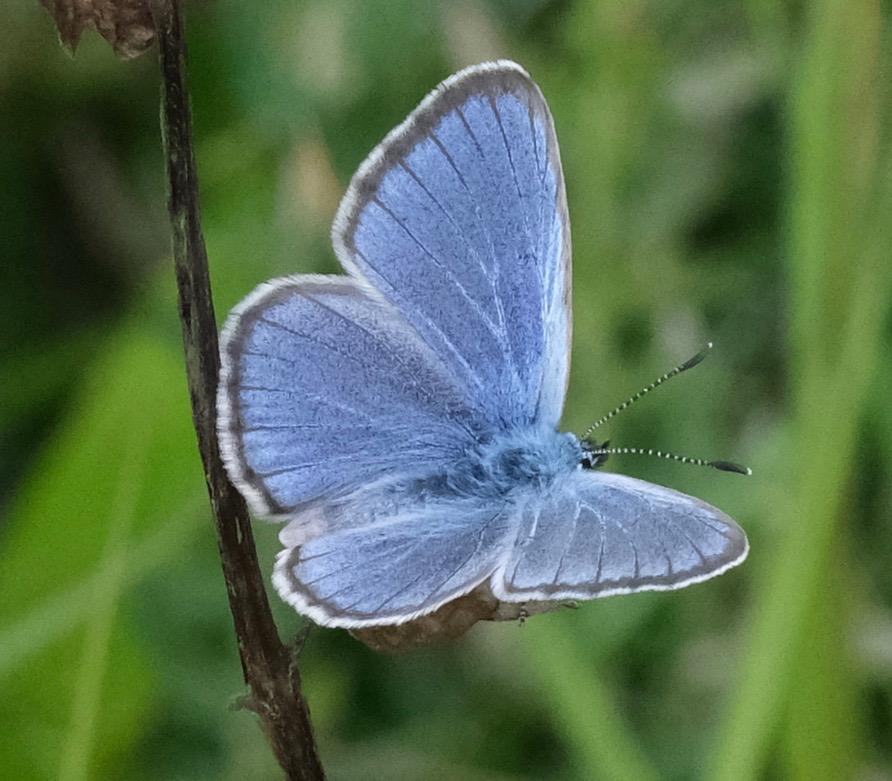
[446,428,583,498]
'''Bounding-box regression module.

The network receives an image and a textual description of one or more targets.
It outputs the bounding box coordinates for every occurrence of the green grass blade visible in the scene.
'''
[525,616,660,781]
[781,528,862,780]
[707,0,891,777]
[0,320,205,779]
[57,440,145,781]
[0,500,202,682]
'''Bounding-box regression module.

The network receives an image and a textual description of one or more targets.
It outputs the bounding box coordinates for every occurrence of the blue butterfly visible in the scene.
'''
[217,61,748,634]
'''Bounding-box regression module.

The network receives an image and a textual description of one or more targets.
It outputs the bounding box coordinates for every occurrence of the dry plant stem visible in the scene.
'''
[150,1,324,778]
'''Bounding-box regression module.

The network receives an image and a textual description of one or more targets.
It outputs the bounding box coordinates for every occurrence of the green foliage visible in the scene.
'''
[2,1,890,779]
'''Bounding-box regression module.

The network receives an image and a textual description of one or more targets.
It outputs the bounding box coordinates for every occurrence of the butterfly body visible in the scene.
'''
[217,61,748,646]
[447,427,583,497]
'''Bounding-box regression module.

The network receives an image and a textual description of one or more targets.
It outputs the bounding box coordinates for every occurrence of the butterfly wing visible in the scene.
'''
[333,60,572,429]
[273,496,514,627]
[493,471,748,602]
[218,275,482,515]
[220,60,571,517]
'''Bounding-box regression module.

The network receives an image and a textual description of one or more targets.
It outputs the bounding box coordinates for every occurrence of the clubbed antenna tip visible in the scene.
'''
[708,460,752,476]
[678,341,713,372]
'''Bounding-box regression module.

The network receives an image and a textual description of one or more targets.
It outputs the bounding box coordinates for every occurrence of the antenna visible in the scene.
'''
[588,445,752,476]
[581,342,713,440]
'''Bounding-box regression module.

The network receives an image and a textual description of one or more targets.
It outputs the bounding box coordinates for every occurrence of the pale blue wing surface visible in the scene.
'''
[273,498,515,627]
[333,60,571,429]
[493,471,748,601]
[217,275,483,515]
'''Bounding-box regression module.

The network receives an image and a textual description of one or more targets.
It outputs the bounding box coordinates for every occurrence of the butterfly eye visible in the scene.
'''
[580,439,609,470]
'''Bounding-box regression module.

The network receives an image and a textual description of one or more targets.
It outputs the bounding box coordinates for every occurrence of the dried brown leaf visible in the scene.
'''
[40,0,155,60]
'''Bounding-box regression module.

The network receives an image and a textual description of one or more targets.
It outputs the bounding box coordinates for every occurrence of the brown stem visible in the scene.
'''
[150,1,324,778]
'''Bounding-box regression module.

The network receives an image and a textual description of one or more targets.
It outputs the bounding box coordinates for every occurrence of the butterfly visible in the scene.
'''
[217,61,748,643]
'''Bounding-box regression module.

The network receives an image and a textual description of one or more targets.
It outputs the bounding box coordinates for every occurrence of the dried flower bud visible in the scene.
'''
[349,584,567,653]
[41,0,155,60]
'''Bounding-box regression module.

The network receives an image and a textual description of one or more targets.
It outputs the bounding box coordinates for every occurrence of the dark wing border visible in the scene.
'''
[332,59,569,293]
[217,274,381,517]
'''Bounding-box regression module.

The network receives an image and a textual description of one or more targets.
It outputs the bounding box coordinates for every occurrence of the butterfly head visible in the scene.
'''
[580,438,610,470]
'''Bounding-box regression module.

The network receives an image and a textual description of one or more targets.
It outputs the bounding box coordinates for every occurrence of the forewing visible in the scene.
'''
[217,275,481,516]
[273,498,514,627]
[494,472,748,602]
[333,60,571,429]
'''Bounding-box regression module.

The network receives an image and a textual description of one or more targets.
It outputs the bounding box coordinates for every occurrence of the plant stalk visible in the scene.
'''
[150,1,324,777]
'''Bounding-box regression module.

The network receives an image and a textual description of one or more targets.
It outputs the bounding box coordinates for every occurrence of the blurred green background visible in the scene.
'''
[2,1,891,779]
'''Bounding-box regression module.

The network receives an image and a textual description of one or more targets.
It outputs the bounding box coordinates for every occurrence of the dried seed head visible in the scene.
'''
[348,585,568,653]
[41,0,155,60]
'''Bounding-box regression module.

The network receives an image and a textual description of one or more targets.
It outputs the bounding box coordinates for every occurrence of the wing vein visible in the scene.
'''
[489,96,541,286]
[396,157,518,390]
[256,453,363,477]
[353,248,486,393]
[595,515,606,585]
[242,423,372,433]
[553,501,582,585]
[661,516,708,565]
[255,317,384,377]
[398,159,497,287]
[427,126,522,396]
[681,508,735,539]
[367,569,431,615]
[293,290,475,431]
[453,104,533,400]
[371,197,504,341]
[237,376,375,421]
[434,509,502,595]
